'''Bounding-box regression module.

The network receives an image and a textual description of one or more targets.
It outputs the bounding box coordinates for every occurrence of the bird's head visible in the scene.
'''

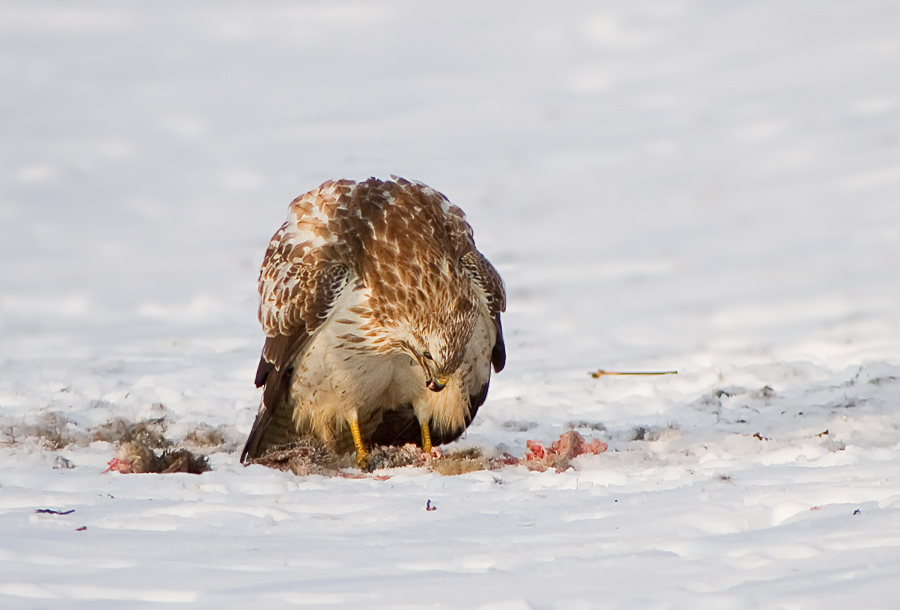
[392,297,476,393]
[377,261,480,393]
[402,326,467,393]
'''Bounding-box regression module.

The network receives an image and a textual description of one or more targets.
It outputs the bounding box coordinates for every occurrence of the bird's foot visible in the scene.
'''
[420,422,432,454]
[349,417,368,470]
[355,451,368,470]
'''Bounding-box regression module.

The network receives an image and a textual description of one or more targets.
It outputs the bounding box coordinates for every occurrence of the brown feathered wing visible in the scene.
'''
[240,217,351,462]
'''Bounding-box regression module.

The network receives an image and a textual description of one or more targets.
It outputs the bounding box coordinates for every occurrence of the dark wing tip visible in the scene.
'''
[241,363,295,463]
[491,314,506,373]
[254,356,274,388]
[244,331,312,463]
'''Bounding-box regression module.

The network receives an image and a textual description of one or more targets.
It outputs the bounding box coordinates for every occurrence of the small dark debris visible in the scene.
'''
[630,424,677,442]
[713,386,745,398]
[183,423,228,448]
[426,499,436,512]
[690,394,722,412]
[53,456,74,470]
[815,430,829,437]
[830,399,859,410]
[753,432,770,441]
[502,420,538,432]
[566,420,607,432]
[853,509,861,515]
[750,386,775,400]
[715,474,732,483]
[35,509,74,515]
[76,526,87,531]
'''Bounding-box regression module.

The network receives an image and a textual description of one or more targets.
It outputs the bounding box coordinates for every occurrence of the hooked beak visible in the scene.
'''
[426,375,449,393]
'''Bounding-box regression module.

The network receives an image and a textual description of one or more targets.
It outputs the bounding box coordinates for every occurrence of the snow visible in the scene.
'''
[0,1,898,608]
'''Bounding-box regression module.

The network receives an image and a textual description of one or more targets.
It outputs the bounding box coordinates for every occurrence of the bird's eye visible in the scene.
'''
[423,351,433,360]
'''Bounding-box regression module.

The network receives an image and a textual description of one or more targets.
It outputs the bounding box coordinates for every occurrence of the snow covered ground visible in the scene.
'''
[1,1,898,608]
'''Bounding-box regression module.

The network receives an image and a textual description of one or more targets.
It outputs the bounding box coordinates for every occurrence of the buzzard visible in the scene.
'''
[240,177,506,467]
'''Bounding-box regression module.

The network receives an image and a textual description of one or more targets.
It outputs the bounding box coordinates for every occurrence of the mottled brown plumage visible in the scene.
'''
[241,177,505,465]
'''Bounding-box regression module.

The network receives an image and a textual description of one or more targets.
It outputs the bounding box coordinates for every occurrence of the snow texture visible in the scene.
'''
[0,1,898,608]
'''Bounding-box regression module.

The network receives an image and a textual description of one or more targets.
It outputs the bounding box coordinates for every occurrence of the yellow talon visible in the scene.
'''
[349,417,367,469]
[420,420,432,454]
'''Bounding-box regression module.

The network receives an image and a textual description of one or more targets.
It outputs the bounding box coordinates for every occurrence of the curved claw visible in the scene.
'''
[355,451,368,470]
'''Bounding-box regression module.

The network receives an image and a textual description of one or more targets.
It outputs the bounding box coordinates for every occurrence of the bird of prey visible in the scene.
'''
[240,177,506,467]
